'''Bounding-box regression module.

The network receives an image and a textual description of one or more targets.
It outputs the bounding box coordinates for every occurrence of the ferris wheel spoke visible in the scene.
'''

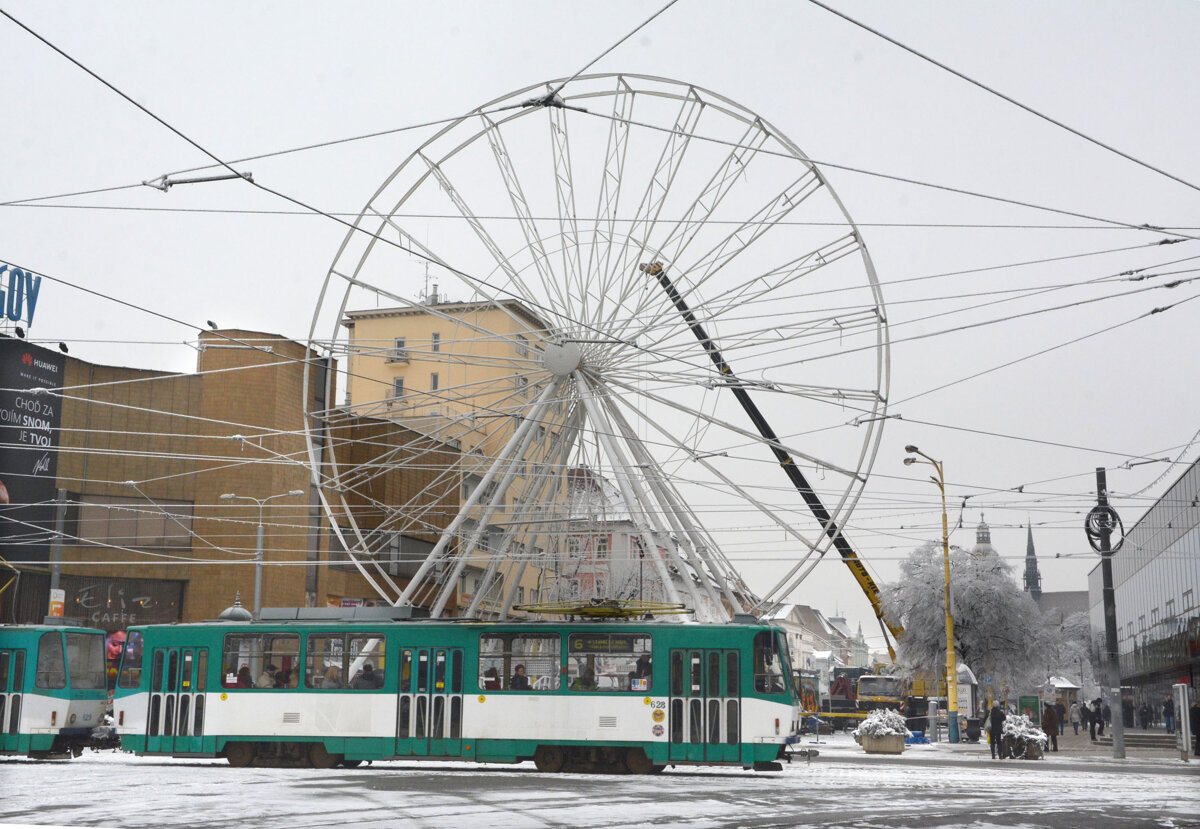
[629,170,824,346]
[477,112,574,320]
[545,102,587,324]
[598,85,706,314]
[586,76,635,328]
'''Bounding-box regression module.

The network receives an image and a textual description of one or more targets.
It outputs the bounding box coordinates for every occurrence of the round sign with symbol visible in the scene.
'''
[652,709,665,723]
[652,724,664,737]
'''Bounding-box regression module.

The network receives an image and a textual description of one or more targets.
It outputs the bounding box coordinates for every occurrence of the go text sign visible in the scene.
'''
[0,264,43,328]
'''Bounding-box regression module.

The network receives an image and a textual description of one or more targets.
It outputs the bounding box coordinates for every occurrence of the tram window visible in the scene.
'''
[194,695,205,736]
[0,652,8,689]
[689,652,702,695]
[416,651,429,694]
[13,651,24,690]
[65,632,107,690]
[151,651,164,691]
[35,632,67,689]
[306,633,386,690]
[726,652,739,696]
[478,633,560,691]
[196,650,207,692]
[118,632,143,689]
[753,631,786,694]
[566,633,652,692]
[670,652,683,697]
[450,650,463,694]
[399,650,413,694]
[726,700,739,745]
[221,634,300,689]
[167,651,180,693]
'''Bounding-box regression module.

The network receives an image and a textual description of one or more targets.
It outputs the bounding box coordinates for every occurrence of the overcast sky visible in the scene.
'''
[2,1,1198,652]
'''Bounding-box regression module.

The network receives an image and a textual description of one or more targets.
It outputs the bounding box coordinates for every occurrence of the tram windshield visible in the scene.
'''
[65,632,107,690]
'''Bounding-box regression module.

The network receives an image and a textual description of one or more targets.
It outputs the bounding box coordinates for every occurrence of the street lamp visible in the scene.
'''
[219,489,305,619]
[903,444,961,743]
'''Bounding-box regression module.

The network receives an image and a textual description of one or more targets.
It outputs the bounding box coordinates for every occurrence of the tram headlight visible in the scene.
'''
[51,711,57,726]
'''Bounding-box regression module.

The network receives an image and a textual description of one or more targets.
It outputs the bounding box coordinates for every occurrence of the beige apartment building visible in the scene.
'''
[341,297,559,616]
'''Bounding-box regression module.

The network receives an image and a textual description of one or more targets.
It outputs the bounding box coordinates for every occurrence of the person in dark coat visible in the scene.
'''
[1163,696,1175,734]
[1054,701,1066,736]
[1041,705,1059,752]
[1138,702,1152,730]
[987,703,1007,759]
[1087,700,1097,740]
[1190,701,1200,757]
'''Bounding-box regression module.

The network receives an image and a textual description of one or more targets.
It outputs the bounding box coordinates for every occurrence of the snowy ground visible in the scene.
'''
[1,734,1196,829]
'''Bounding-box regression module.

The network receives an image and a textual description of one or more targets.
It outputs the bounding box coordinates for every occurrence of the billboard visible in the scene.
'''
[0,337,65,563]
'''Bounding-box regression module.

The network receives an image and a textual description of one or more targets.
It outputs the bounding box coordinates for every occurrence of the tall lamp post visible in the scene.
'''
[219,489,305,619]
[904,444,961,743]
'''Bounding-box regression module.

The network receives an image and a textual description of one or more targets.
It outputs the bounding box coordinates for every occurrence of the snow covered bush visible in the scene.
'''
[1000,713,1047,745]
[853,708,913,739]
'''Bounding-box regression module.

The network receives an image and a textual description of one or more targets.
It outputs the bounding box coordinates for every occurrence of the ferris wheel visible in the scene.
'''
[304,74,890,622]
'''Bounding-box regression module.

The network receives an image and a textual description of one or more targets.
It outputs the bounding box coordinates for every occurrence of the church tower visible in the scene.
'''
[971,513,995,557]
[1023,523,1042,600]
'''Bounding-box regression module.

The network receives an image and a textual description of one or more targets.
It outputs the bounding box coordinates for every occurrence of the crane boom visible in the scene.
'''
[641,261,901,659]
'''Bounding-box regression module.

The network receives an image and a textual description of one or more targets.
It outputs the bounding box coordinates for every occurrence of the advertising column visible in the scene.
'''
[0,337,65,565]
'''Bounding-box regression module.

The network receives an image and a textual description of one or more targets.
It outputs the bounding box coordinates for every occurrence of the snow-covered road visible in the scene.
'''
[2,736,1196,828]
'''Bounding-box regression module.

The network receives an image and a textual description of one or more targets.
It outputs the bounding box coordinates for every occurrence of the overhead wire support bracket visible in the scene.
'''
[143,171,254,192]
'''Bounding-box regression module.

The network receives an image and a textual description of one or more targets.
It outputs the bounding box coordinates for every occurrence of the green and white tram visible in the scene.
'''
[0,624,109,757]
[114,607,801,773]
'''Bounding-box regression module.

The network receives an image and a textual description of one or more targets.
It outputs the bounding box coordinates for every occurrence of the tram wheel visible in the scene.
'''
[624,747,656,775]
[309,743,343,769]
[533,745,565,773]
[224,742,255,768]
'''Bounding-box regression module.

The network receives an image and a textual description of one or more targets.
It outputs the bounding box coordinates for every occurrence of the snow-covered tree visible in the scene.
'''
[881,542,1051,690]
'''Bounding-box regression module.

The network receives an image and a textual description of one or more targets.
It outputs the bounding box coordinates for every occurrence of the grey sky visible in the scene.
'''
[2,1,1197,650]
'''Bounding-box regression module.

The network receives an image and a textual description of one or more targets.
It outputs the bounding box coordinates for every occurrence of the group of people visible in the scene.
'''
[231,663,298,688]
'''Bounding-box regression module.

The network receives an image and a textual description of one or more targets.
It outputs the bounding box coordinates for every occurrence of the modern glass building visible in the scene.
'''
[1088,457,1200,703]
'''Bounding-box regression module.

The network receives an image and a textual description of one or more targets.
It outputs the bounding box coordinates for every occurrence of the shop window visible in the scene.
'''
[478,632,559,691]
[566,633,652,692]
[306,633,385,689]
[221,633,300,689]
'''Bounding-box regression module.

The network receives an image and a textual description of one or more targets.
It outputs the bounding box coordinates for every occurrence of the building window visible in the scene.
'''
[1150,607,1160,628]
[431,332,440,353]
[516,334,530,358]
[78,495,194,549]
[388,337,408,361]
[430,372,439,392]
[392,378,405,399]
[596,535,609,559]
[1166,598,1177,619]
[1184,589,1194,611]
[1137,615,1145,632]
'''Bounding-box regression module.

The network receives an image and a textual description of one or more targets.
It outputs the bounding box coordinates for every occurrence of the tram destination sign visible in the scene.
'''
[0,338,64,563]
[570,633,640,653]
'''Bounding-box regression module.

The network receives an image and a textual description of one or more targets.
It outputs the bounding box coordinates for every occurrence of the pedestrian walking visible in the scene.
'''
[1191,701,1200,757]
[1138,702,1152,730]
[1163,696,1175,734]
[987,703,1007,759]
[1054,701,1066,736]
[1086,701,1096,740]
[1041,705,1059,752]
[1068,701,1081,735]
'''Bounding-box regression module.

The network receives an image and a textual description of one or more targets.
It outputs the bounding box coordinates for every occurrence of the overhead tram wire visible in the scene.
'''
[805,0,1200,197]
[577,108,1200,245]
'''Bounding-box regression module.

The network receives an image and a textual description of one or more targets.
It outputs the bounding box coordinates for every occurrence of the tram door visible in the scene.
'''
[0,649,25,753]
[146,647,208,753]
[395,647,463,757]
[667,648,742,763]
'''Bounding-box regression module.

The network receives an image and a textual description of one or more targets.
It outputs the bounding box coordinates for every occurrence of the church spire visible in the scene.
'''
[1023,522,1042,600]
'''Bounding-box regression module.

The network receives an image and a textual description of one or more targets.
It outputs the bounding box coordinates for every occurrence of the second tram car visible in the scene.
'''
[114,608,801,773]
[0,624,109,757]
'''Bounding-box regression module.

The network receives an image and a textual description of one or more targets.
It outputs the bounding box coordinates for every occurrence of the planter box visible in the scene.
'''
[1000,735,1044,760]
[861,734,906,755]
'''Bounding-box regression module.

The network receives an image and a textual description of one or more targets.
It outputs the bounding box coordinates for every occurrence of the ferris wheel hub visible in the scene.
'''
[544,340,582,377]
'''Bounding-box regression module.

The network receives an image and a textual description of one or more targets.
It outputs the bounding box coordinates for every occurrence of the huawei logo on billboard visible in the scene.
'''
[21,353,32,366]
